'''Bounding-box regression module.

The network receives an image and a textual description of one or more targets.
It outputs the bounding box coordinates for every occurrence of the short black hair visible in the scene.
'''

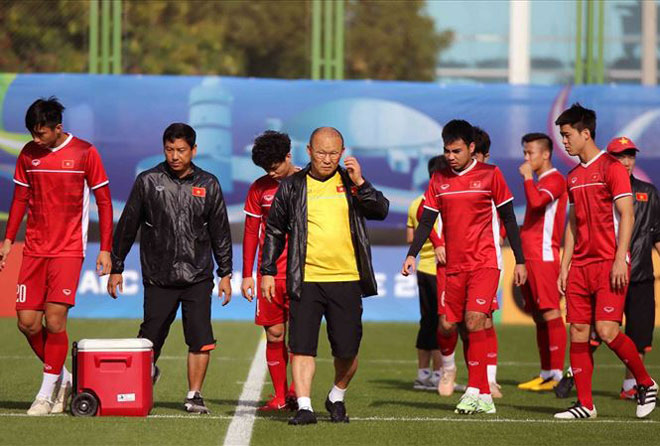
[473,126,491,156]
[252,130,291,170]
[163,123,196,148]
[309,127,344,148]
[25,97,65,132]
[427,155,448,178]
[442,119,474,146]
[521,132,553,156]
[554,102,596,139]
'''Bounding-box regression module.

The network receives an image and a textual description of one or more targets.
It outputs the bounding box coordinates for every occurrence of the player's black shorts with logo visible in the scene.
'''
[289,281,363,359]
[138,279,216,358]
[624,280,655,353]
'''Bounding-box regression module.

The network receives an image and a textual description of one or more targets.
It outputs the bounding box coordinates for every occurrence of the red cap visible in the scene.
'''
[607,136,638,154]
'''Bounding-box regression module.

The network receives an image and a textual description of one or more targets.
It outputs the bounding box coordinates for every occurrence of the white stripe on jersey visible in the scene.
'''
[542,199,559,262]
[82,180,90,255]
[13,179,29,187]
[491,201,503,270]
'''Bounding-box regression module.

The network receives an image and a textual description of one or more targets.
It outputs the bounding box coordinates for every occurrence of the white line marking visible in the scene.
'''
[223,336,267,446]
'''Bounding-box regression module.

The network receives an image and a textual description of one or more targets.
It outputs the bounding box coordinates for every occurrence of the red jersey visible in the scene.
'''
[520,168,568,262]
[12,134,110,257]
[567,151,632,266]
[423,160,513,274]
[243,175,288,279]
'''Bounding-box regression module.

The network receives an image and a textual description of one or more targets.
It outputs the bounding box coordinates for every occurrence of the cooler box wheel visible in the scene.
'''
[71,392,99,417]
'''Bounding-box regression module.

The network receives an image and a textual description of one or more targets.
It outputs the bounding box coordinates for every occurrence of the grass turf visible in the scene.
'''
[0,319,658,445]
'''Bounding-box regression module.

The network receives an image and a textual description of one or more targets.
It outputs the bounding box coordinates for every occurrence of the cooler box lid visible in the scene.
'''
[77,338,153,352]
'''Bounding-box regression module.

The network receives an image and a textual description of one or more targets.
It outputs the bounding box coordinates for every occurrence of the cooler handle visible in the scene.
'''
[94,355,133,367]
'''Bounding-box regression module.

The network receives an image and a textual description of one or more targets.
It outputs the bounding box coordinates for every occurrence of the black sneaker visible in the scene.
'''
[325,397,349,423]
[184,392,210,414]
[554,371,574,399]
[288,409,317,425]
[152,365,161,385]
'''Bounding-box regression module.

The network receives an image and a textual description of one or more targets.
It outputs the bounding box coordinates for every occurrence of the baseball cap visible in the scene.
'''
[607,136,638,154]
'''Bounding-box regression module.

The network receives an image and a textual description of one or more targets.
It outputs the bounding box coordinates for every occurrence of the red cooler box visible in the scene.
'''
[71,338,154,417]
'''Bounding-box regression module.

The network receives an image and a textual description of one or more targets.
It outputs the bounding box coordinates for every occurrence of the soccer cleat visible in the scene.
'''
[258,395,287,411]
[438,367,457,396]
[530,378,559,392]
[619,387,636,400]
[518,376,544,390]
[554,401,597,419]
[184,392,210,414]
[413,376,434,390]
[152,365,162,386]
[454,392,480,415]
[477,397,496,414]
[51,379,72,414]
[489,382,503,398]
[635,380,658,418]
[285,389,298,411]
[27,397,53,416]
[325,397,349,423]
[288,408,317,425]
[554,371,574,399]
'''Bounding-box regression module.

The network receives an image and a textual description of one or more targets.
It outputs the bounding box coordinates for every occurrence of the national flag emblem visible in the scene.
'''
[469,180,481,189]
[619,137,629,145]
[192,187,206,197]
[62,160,74,169]
[636,192,648,202]
[350,186,358,196]
[336,185,346,193]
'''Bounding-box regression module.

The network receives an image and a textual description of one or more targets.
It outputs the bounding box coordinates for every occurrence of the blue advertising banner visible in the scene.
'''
[2,74,660,228]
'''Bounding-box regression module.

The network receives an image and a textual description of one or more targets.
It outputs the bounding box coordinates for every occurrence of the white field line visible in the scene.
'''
[222,336,268,446]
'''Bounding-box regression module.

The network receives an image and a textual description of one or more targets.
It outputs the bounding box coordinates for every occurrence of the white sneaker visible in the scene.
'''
[27,397,53,416]
[428,372,442,389]
[636,380,658,418]
[554,401,597,419]
[51,380,72,414]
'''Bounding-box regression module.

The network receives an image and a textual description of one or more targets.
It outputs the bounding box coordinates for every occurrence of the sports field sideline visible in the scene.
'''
[0,319,658,445]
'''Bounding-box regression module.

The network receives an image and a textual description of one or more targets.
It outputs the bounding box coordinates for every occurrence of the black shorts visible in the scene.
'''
[289,281,363,359]
[138,279,216,358]
[624,280,656,353]
[416,271,438,350]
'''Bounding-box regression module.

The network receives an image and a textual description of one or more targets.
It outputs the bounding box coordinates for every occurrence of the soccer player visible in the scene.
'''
[402,119,526,415]
[0,97,113,415]
[606,136,660,399]
[242,130,298,410]
[473,126,491,164]
[108,123,232,414]
[516,133,568,392]
[406,156,444,391]
[554,103,657,419]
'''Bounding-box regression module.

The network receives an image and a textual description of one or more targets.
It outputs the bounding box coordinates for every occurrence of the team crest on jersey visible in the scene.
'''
[635,192,648,202]
[337,185,346,193]
[62,160,74,169]
[440,183,450,190]
[31,159,41,166]
[590,173,600,181]
[192,187,206,197]
[469,180,481,189]
[571,177,578,184]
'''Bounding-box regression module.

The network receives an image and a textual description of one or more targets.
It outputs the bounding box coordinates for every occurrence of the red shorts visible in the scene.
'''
[16,256,84,311]
[521,260,561,313]
[444,268,500,323]
[255,277,289,326]
[565,260,628,324]
[436,265,447,315]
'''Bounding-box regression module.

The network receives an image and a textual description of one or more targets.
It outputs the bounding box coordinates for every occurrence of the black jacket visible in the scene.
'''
[111,162,232,287]
[260,165,389,301]
[630,175,660,283]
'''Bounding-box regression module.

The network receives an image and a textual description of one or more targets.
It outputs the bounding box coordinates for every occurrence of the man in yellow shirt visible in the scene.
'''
[261,127,389,425]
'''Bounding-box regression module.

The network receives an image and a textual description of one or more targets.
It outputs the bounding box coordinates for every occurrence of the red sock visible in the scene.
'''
[44,330,68,375]
[466,330,489,394]
[484,326,497,367]
[570,342,594,409]
[607,332,653,387]
[437,329,458,356]
[266,341,288,400]
[536,321,550,371]
[546,317,567,371]
[27,329,46,362]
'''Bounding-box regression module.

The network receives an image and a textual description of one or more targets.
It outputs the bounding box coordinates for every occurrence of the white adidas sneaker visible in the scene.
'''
[636,380,658,419]
[554,401,597,419]
[27,397,53,416]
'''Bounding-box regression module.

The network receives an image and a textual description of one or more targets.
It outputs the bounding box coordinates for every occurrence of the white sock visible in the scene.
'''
[487,365,497,383]
[432,370,442,380]
[328,385,346,403]
[465,386,480,397]
[60,366,71,385]
[550,369,563,381]
[441,353,456,370]
[540,369,552,380]
[297,396,313,411]
[187,390,199,399]
[417,368,431,381]
[622,378,636,392]
[37,372,60,400]
[480,393,493,403]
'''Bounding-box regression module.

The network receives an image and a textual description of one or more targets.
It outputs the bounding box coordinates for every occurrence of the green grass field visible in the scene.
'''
[0,319,658,445]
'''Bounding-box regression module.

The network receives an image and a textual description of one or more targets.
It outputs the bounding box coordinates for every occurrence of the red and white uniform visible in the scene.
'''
[243,175,289,326]
[565,151,632,323]
[520,168,567,312]
[423,160,513,321]
[8,134,112,310]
